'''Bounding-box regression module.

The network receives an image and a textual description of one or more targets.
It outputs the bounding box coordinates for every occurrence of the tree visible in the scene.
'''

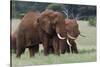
[46,4,64,11]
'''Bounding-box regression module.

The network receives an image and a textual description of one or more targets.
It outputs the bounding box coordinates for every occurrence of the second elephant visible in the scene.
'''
[52,19,80,54]
[16,11,40,57]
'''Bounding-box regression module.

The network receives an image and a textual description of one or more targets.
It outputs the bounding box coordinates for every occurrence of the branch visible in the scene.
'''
[62,10,68,19]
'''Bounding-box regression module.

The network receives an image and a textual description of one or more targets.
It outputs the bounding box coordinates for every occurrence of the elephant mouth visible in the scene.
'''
[67,34,77,40]
[57,33,66,40]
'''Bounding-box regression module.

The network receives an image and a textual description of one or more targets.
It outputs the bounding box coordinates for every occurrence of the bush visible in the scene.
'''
[88,16,96,26]
[46,4,63,11]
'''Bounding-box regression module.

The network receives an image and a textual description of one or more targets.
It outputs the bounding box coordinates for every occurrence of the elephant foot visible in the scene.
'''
[55,52,60,56]
[61,49,66,54]
[54,50,60,56]
[29,52,35,57]
[44,49,49,56]
[29,46,35,57]
[57,53,60,56]
[43,46,49,56]
[71,48,79,54]
[44,52,49,56]
[16,48,25,58]
[48,46,54,54]
[74,50,79,54]
[34,45,39,53]
[30,54,35,58]
[66,50,70,53]
[16,52,22,58]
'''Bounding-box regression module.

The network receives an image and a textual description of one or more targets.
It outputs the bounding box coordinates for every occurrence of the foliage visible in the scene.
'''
[11,1,49,19]
[88,17,96,26]
[46,3,64,11]
[10,1,96,20]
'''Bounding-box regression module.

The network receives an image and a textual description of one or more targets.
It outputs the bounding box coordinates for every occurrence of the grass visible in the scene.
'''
[88,17,96,26]
[12,51,96,66]
[11,19,96,67]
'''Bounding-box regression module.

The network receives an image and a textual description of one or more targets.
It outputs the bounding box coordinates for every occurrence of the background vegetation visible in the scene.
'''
[10,1,96,26]
[88,16,96,26]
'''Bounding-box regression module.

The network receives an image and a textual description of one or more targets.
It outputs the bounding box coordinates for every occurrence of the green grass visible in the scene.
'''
[12,50,96,66]
[11,19,96,67]
[88,17,96,26]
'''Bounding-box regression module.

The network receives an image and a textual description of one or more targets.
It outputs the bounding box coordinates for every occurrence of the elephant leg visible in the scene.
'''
[39,30,50,55]
[71,46,74,53]
[60,45,66,54]
[50,45,54,54]
[43,44,49,56]
[48,45,54,54]
[42,36,49,56]
[16,42,25,58]
[70,40,78,54]
[66,44,70,53]
[28,46,35,57]
[34,45,39,53]
[16,47,25,58]
[59,40,66,54]
[16,32,26,58]
[53,36,60,56]
[48,39,54,54]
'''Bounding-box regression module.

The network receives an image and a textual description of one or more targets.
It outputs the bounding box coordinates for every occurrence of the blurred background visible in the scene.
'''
[10,0,96,26]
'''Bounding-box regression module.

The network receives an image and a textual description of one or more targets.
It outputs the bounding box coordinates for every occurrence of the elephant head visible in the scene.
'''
[63,19,80,53]
[65,19,80,40]
[37,10,67,39]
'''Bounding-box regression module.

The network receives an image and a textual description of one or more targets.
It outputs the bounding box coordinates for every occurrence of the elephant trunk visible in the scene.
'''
[67,34,77,40]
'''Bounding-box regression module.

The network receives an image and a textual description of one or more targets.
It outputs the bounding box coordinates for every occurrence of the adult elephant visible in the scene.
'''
[64,19,80,54]
[16,11,40,57]
[16,10,67,57]
[37,10,67,56]
[52,19,80,54]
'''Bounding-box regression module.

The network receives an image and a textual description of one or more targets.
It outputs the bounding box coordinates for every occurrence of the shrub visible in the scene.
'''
[88,16,96,26]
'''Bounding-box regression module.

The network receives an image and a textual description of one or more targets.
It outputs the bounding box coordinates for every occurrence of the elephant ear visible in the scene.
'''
[37,16,53,34]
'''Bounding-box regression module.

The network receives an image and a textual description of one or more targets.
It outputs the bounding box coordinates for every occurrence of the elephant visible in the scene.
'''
[64,19,80,53]
[16,11,40,57]
[16,9,69,57]
[10,31,17,53]
[11,30,39,54]
[37,10,68,56]
[52,19,80,54]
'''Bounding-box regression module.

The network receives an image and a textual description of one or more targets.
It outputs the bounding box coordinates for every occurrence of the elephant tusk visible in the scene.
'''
[57,33,65,40]
[67,34,76,40]
[66,39,72,53]
[66,39,72,47]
